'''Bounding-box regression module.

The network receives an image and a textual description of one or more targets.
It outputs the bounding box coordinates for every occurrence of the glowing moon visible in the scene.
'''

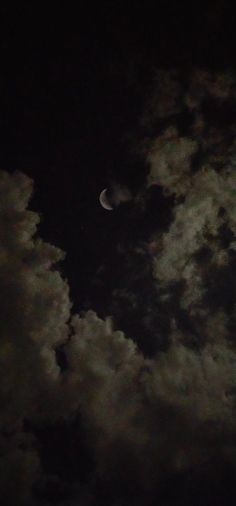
[99,188,113,211]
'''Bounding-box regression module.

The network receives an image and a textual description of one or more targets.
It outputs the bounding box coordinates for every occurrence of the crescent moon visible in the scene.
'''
[99,188,113,211]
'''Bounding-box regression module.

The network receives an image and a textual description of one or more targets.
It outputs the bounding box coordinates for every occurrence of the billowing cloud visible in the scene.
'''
[2,68,236,505]
[0,170,73,503]
[139,68,236,342]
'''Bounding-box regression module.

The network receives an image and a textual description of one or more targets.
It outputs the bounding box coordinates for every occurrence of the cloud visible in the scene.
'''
[138,69,236,338]
[0,170,74,503]
[63,311,236,497]
[1,69,236,504]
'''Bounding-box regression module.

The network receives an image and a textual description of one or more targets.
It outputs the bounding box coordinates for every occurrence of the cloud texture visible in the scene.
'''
[1,69,236,504]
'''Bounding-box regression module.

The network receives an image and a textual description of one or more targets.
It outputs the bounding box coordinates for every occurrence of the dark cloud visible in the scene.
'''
[2,68,236,505]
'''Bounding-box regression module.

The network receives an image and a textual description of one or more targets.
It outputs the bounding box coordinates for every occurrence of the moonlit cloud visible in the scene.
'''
[2,68,236,504]
[141,68,236,334]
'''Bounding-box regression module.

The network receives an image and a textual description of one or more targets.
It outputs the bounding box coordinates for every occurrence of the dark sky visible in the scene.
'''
[1,3,236,506]
[1,1,234,315]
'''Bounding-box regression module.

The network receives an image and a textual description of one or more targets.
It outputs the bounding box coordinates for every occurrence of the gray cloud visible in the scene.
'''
[1,69,236,505]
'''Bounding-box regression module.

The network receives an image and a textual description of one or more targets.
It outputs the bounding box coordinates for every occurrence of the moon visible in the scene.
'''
[99,188,113,211]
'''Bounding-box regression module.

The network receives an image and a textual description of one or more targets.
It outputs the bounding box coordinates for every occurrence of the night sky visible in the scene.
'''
[1,2,236,505]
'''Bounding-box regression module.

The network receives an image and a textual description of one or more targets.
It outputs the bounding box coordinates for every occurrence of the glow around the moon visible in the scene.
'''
[99,188,113,210]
